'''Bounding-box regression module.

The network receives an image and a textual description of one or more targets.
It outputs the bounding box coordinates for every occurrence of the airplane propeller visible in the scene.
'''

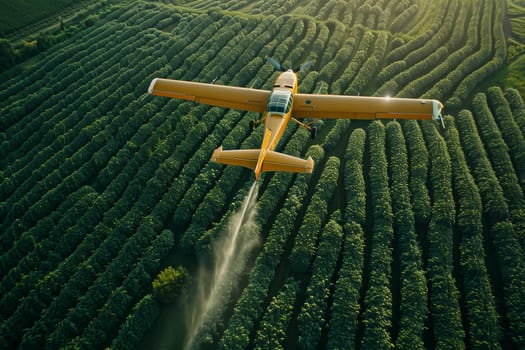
[268,57,285,71]
[268,57,314,73]
[294,60,314,73]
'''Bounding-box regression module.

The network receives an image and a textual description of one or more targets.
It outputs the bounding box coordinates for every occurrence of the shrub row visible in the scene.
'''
[456,110,525,347]
[446,0,506,108]
[444,116,501,349]
[326,221,364,350]
[400,121,431,228]
[504,88,525,137]
[486,86,525,191]
[253,278,299,350]
[471,92,525,243]
[325,127,367,349]
[290,156,340,273]
[385,121,427,349]
[421,122,465,349]
[110,294,160,350]
[360,121,394,349]
[298,217,344,350]
[344,31,388,95]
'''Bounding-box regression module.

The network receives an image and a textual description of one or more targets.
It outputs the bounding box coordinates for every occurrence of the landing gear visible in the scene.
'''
[251,116,266,130]
[292,117,318,139]
[310,126,317,139]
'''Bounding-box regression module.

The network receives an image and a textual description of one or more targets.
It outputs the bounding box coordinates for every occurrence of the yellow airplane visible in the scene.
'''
[149,59,443,180]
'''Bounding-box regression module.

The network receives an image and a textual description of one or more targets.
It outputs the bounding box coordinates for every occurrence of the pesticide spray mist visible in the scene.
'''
[184,181,260,349]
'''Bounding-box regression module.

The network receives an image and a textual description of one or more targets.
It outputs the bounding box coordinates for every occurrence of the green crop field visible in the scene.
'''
[0,0,91,36]
[1,0,525,349]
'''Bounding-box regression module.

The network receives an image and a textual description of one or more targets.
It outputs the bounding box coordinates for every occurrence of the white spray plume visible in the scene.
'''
[184,182,260,349]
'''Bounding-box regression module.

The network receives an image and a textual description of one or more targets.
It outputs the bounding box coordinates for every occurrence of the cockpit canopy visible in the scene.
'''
[268,89,293,115]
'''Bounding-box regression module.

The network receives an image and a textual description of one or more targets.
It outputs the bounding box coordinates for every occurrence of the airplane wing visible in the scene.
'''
[293,93,443,121]
[149,78,271,113]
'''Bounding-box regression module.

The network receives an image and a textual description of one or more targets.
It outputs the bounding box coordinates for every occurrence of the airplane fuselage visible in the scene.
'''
[254,70,298,179]
[264,70,297,149]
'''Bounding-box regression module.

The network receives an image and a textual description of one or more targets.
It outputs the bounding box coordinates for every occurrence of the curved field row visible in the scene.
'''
[1,1,525,349]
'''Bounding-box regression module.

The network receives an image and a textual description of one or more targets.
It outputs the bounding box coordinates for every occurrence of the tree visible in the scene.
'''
[152,266,190,303]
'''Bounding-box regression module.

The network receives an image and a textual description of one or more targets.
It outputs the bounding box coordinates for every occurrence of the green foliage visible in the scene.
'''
[298,218,343,350]
[290,156,340,272]
[219,171,312,350]
[401,120,431,228]
[386,121,427,349]
[505,53,525,97]
[456,108,525,347]
[0,38,15,69]
[152,266,190,304]
[0,0,89,35]
[421,122,465,350]
[504,87,525,136]
[110,294,159,350]
[486,87,525,189]
[344,128,367,225]
[360,121,394,350]
[253,278,298,350]
[444,116,501,349]
[1,1,525,349]
[326,221,364,350]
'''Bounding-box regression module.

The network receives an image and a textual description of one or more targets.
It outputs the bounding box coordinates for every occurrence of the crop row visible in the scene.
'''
[311,127,363,350]
[290,156,341,272]
[421,122,465,349]
[446,0,506,107]
[485,87,525,192]
[297,216,344,350]
[471,92,525,239]
[359,121,394,348]
[385,121,427,349]
[504,88,525,150]
[444,117,501,349]
[455,109,525,346]
[400,120,431,228]
[253,278,299,350]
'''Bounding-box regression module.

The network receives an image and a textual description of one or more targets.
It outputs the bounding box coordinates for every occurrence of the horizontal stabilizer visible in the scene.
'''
[262,150,314,174]
[211,147,313,175]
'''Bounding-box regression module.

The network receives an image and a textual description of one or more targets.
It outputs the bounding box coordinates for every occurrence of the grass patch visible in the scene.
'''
[508,1,525,16]
[510,16,525,42]
[505,53,525,96]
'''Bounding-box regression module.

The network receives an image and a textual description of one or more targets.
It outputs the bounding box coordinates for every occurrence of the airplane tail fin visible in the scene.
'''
[211,146,314,176]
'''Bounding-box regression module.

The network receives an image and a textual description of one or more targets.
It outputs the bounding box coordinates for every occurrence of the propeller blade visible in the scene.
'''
[294,61,314,72]
[268,57,285,71]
